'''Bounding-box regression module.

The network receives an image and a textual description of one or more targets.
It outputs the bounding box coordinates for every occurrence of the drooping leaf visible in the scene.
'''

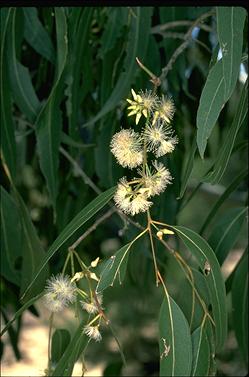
[99,8,128,57]
[21,187,116,300]
[203,78,248,184]
[65,8,93,139]
[191,324,210,376]
[159,296,192,376]
[83,7,153,128]
[0,187,22,285]
[178,137,197,199]
[208,207,247,265]
[175,268,211,332]
[217,7,246,101]
[232,251,248,365]
[96,242,132,293]
[23,7,55,63]
[200,168,248,234]
[36,7,68,209]
[0,308,21,360]
[7,8,41,122]
[196,60,225,158]
[51,329,71,364]
[172,226,227,351]
[12,188,49,300]
[52,319,88,376]
[0,8,16,179]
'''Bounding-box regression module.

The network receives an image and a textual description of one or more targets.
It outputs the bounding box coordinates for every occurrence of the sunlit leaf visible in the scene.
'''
[96,242,132,293]
[159,296,192,376]
[196,60,225,158]
[217,7,246,101]
[203,78,248,184]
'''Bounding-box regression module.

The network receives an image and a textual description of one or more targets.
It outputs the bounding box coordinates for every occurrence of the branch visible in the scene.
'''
[159,9,215,81]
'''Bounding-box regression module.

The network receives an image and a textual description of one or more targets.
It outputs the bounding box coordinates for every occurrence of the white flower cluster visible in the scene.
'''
[44,274,76,312]
[110,89,178,216]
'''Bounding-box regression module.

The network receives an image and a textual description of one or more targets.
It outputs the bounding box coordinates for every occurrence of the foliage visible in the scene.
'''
[1,6,248,376]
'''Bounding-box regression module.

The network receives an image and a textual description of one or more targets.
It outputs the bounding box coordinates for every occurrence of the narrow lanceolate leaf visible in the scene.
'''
[178,138,197,199]
[96,243,132,293]
[23,7,55,63]
[65,7,93,139]
[191,325,210,376]
[203,79,248,184]
[7,8,41,122]
[52,319,88,376]
[159,296,192,376]
[0,8,16,179]
[200,168,248,235]
[217,7,246,101]
[83,7,152,128]
[172,226,227,351]
[1,187,22,286]
[12,188,49,300]
[51,329,71,364]
[22,187,116,300]
[36,7,68,208]
[196,60,225,158]
[232,252,248,365]
[208,207,247,265]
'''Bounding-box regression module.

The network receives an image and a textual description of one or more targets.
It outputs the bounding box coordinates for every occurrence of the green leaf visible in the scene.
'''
[61,132,94,149]
[36,7,68,208]
[65,8,93,139]
[0,187,22,285]
[196,60,225,158]
[52,320,88,376]
[217,7,246,101]
[191,324,210,376]
[200,168,248,234]
[0,8,16,179]
[172,226,227,351]
[232,251,248,365]
[159,296,192,376]
[51,329,71,364]
[83,7,152,128]
[208,207,247,265]
[23,7,55,63]
[99,8,127,57]
[178,138,197,199]
[203,78,248,184]
[36,93,63,208]
[12,188,49,300]
[22,187,116,300]
[176,268,211,332]
[96,242,132,293]
[7,8,41,122]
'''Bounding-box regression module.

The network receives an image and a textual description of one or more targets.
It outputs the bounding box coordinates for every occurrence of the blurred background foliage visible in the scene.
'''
[1,6,248,376]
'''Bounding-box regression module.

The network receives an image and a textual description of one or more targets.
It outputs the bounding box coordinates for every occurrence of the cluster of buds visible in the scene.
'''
[110,89,178,216]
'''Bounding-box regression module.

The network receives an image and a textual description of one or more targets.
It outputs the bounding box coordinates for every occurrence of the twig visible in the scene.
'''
[69,208,116,250]
[151,18,212,35]
[159,9,215,81]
